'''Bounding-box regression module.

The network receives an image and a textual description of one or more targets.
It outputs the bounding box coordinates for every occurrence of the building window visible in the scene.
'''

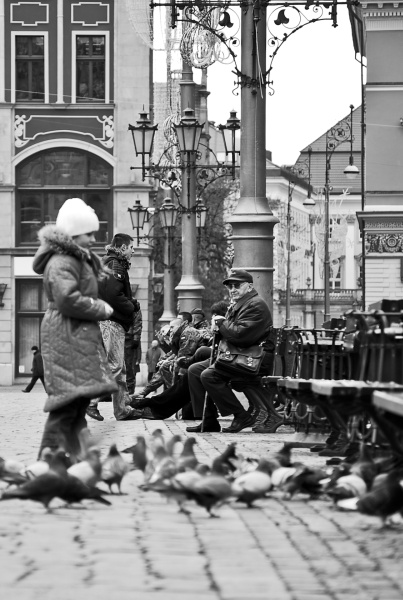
[15,35,45,102]
[330,259,341,290]
[76,35,105,101]
[15,280,46,378]
[16,149,112,245]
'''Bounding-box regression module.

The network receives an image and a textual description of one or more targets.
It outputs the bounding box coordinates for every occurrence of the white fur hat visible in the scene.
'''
[56,198,99,237]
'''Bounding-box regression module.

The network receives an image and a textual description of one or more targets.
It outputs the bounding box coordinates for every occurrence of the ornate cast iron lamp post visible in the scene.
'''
[324,104,359,321]
[149,0,355,309]
[129,103,240,311]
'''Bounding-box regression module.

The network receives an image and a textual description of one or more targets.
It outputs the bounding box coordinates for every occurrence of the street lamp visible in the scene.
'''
[324,105,359,322]
[284,150,313,326]
[219,109,241,178]
[128,109,158,182]
[129,107,239,210]
[127,194,208,322]
[128,198,149,244]
[129,104,240,312]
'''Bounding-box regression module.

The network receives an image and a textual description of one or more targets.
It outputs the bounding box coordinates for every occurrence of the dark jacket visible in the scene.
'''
[146,346,163,372]
[32,226,117,412]
[218,289,272,347]
[32,350,44,377]
[98,249,136,332]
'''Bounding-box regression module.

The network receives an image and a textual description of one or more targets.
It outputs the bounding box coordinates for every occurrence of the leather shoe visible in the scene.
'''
[139,407,158,420]
[118,408,143,421]
[22,389,29,393]
[186,421,221,433]
[222,412,255,433]
[128,396,149,409]
[86,406,104,421]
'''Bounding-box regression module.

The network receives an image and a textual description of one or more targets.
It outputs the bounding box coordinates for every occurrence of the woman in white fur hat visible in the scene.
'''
[32,198,118,460]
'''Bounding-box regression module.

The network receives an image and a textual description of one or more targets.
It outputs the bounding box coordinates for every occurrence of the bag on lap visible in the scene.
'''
[215,340,265,377]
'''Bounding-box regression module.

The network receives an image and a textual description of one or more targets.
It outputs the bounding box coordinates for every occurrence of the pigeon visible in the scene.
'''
[0,450,70,510]
[101,444,131,494]
[67,447,102,487]
[281,466,328,500]
[176,437,198,472]
[0,457,27,486]
[356,469,403,525]
[232,458,273,507]
[272,443,294,467]
[166,434,182,457]
[185,455,233,517]
[122,436,148,472]
[348,444,379,488]
[24,448,54,480]
[143,446,177,487]
[60,475,112,508]
[327,474,367,501]
[270,466,298,489]
[337,469,403,526]
[149,429,165,453]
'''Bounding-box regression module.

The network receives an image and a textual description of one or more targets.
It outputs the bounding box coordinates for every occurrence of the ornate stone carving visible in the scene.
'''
[367,221,403,229]
[366,232,403,253]
[14,114,114,149]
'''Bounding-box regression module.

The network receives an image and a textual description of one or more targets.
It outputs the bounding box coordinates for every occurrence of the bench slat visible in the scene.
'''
[372,391,403,417]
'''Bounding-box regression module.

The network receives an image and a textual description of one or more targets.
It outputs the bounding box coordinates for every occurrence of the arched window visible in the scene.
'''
[16,149,112,245]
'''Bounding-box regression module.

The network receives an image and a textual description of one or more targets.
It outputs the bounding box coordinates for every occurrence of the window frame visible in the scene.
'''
[11,31,49,103]
[71,31,110,103]
[15,279,45,379]
[16,148,113,247]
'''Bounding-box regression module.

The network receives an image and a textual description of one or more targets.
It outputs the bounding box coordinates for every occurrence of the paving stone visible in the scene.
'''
[1,388,402,600]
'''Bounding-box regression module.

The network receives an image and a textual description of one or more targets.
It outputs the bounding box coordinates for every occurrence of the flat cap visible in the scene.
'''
[223,268,253,285]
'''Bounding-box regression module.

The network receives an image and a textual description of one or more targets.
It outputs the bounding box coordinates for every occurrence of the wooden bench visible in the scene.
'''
[309,311,403,453]
[264,326,352,435]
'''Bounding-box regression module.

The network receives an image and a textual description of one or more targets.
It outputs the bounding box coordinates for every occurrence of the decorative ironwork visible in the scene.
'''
[150,1,356,91]
[265,3,336,94]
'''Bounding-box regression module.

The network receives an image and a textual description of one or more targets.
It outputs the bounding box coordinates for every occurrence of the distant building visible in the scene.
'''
[267,106,363,327]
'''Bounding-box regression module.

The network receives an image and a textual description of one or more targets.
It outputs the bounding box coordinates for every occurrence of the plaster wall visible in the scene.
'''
[366,30,403,83]
[114,7,151,187]
[0,254,12,385]
[365,257,403,307]
[366,89,403,195]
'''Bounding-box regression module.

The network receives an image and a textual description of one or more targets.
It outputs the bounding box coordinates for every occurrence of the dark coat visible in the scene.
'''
[32,351,44,377]
[32,226,118,412]
[146,346,163,372]
[97,250,136,332]
[218,289,272,347]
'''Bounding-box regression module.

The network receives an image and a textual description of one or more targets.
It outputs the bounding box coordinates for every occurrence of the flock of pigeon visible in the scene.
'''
[1,429,403,526]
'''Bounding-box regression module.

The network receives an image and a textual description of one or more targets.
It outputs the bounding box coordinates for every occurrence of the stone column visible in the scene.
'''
[228,5,279,311]
[175,58,205,312]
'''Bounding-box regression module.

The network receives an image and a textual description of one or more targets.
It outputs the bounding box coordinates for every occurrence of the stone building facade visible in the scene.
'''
[0,0,153,385]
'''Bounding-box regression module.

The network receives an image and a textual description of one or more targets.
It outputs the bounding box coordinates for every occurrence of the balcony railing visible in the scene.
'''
[278,289,362,303]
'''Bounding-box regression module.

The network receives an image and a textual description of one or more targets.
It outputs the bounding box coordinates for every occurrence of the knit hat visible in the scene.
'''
[56,198,99,237]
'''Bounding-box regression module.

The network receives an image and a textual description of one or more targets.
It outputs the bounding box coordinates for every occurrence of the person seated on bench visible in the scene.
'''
[130,302,228,420]
[186,269,279,434]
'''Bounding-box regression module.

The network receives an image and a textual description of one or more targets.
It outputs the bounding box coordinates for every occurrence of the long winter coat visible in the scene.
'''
[32,226,118,412]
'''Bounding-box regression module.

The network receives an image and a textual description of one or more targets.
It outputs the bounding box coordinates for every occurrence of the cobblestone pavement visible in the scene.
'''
[1,386,403,600]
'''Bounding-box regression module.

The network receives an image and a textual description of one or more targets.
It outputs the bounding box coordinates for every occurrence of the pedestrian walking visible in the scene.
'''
[22,346,46,392]
[87,233,142,421]
[187,269,279,433]
[32,198,118,460]
[145,340,162,382]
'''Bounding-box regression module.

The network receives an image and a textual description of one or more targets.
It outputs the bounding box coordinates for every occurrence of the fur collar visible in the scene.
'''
[33,225,106,278]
